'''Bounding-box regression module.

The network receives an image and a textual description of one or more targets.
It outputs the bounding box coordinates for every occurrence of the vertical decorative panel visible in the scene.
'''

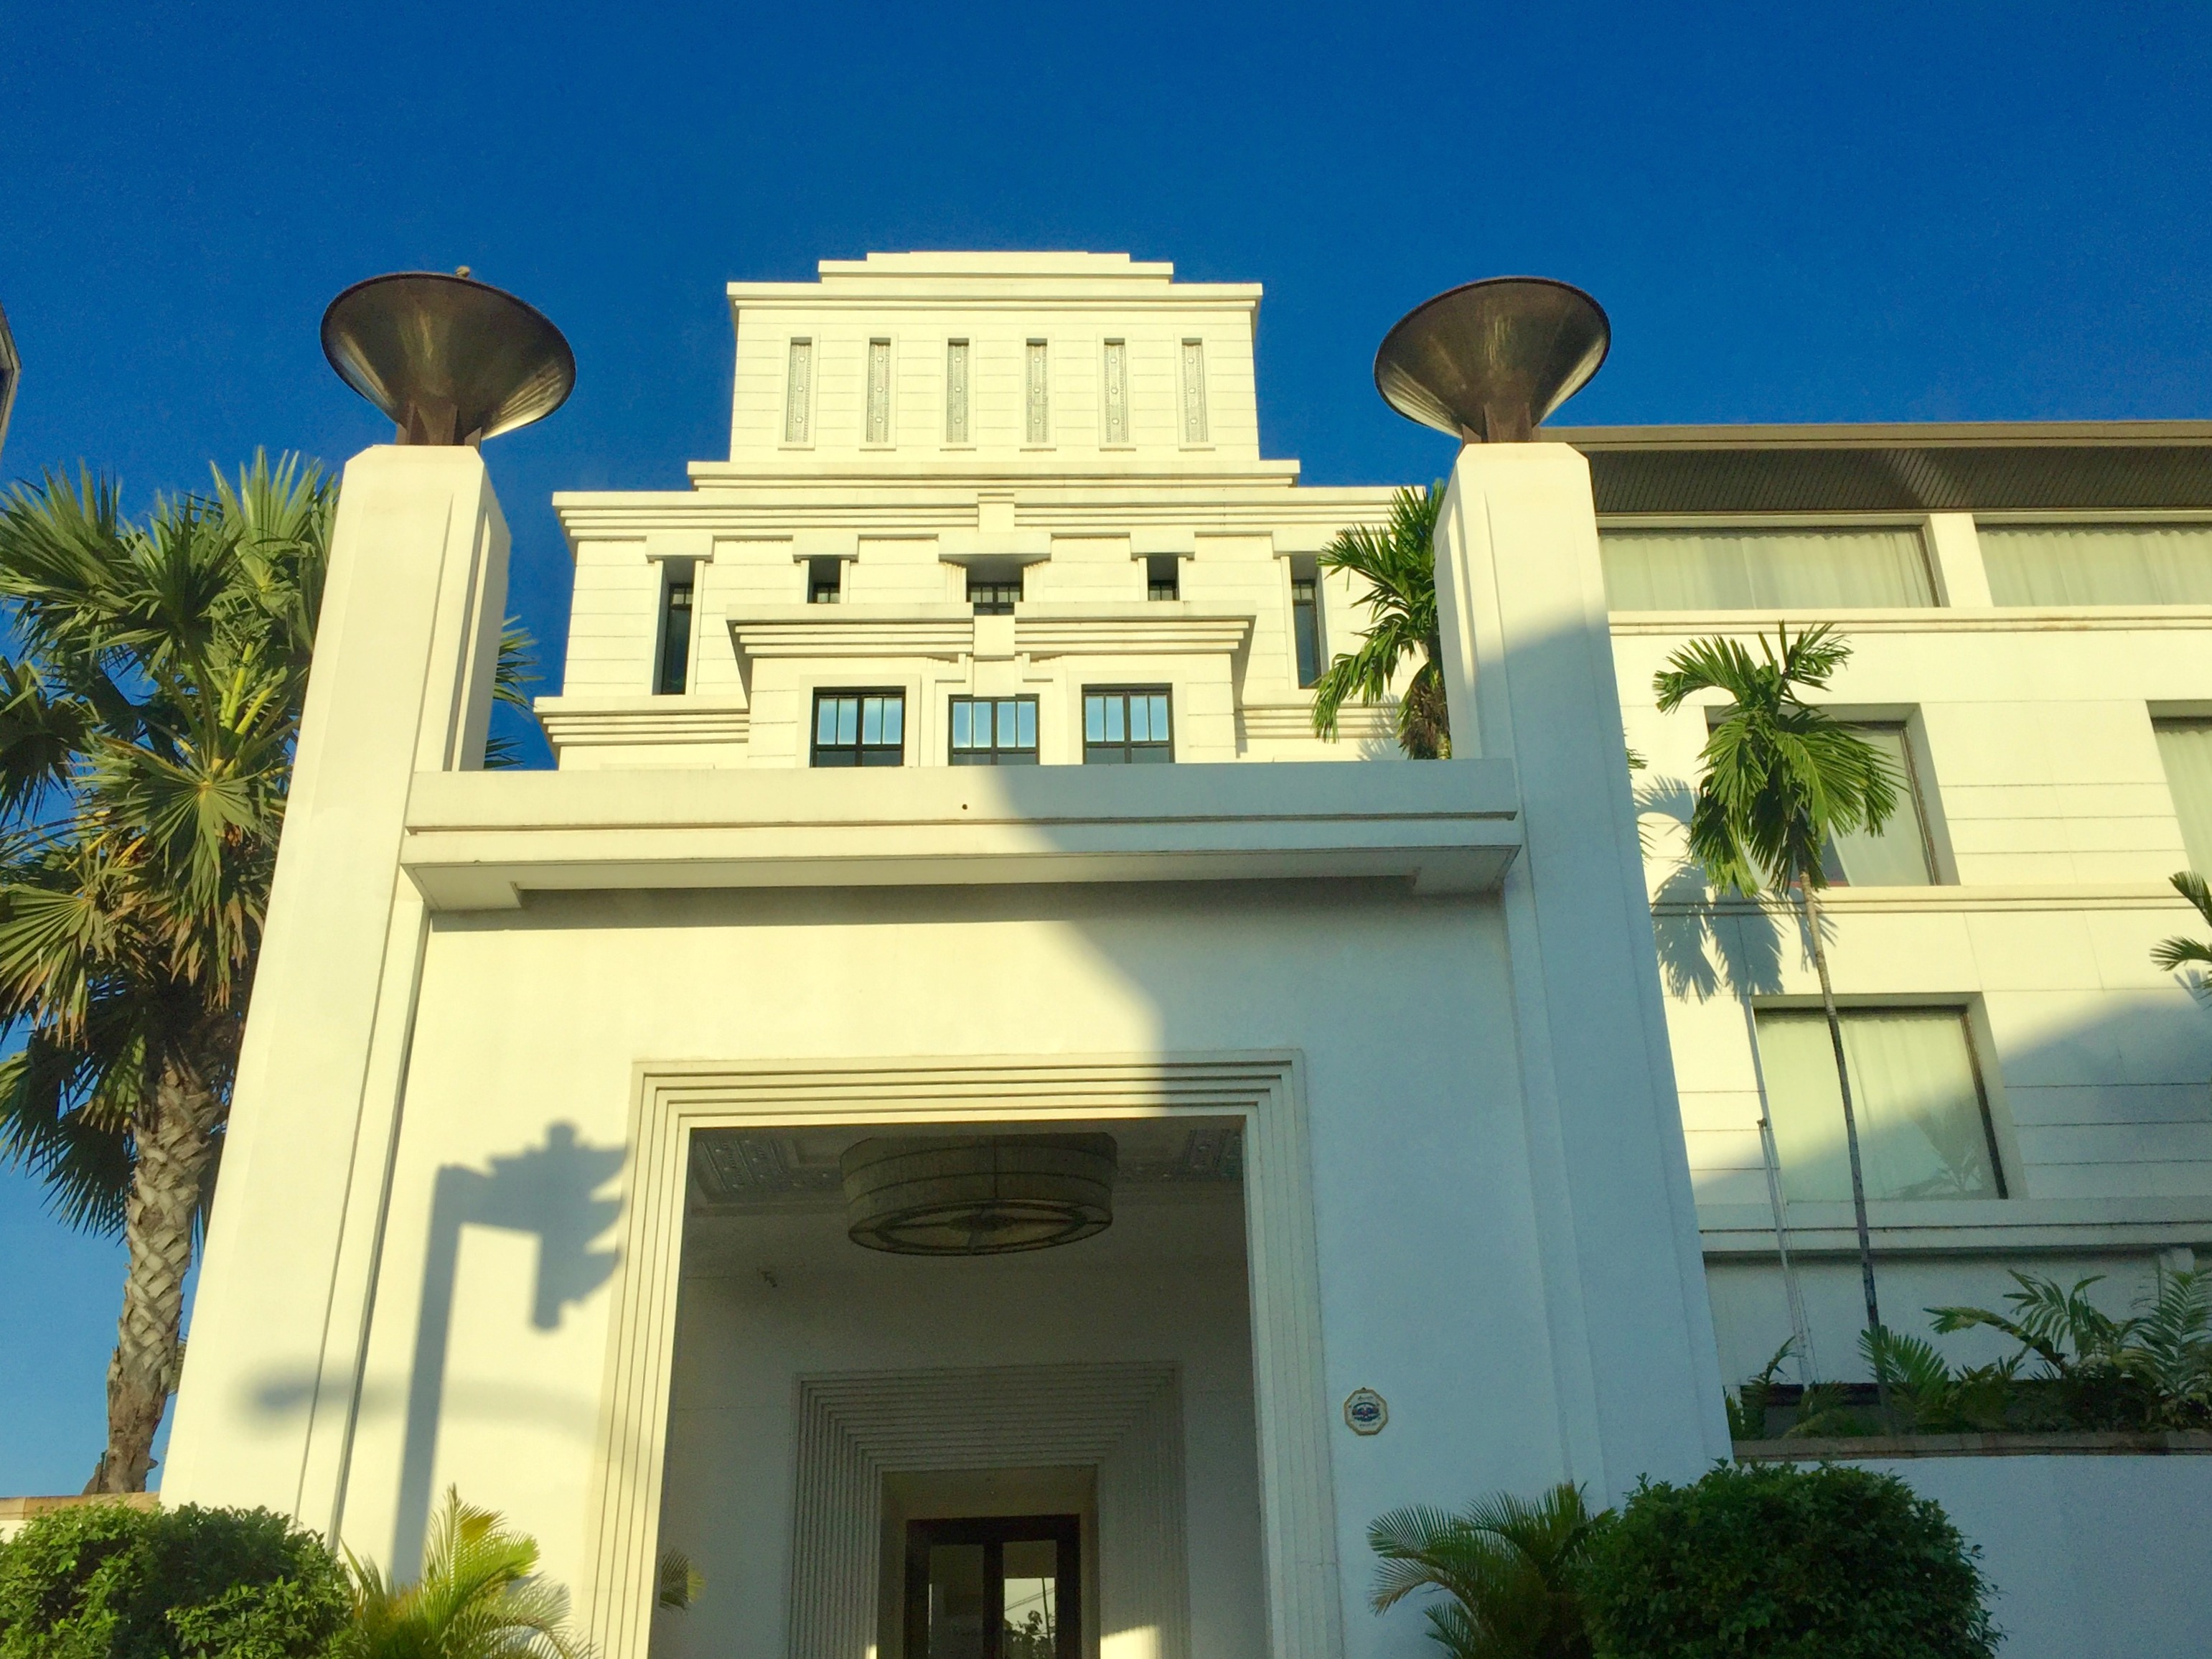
[1102,340,1129,445]
[866,340,892,445]
[1026,342,1051,444]
[1178,342,1208,444]
[784,340,813,444]
[945,341,970,444]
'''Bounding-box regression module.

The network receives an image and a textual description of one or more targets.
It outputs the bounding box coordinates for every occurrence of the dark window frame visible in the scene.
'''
[1083,686,1173,764]
[968,571,1023,615]
[1145,554,1180,602]
[810,688,906,767]
[1290,574,1323,688]
[807,555,843,604]
[950,695,1040,765]
[655,566,695,696]
[904,1514,1080,1659]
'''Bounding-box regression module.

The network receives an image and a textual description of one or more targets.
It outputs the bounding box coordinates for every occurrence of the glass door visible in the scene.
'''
[905,1515,1079,1659]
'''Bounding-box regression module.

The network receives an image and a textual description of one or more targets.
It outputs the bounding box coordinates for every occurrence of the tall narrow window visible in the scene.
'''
[945,340,970,444]
[807,556,843,604]
[950,696,1039,765]
[1083,687,1172,763]
[1821,723,1936,886]
[1025,341,1050,443]
[2155,718,2212,873]
[1101,340,1129,444]
[655,567,694,696]
[1178,340,1209,443]
[1146,556,1179,602]
[811,691,905,767]
[1754,1008,2005,1202]
[783,340,812,444]
[1291,576,1323,688]
[866,339,893,444]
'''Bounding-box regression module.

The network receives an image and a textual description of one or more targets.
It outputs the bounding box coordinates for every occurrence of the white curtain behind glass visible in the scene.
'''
[1756,1009,2001,1203]
[2155,721,2212,875]
[1599,528,1935,612]
[1823,726,1934,886]
[1981,524,2212,606]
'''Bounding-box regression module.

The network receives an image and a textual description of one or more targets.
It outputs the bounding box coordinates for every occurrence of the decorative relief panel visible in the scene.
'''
[945,340,970,444]
[1180,340,1208,444]
[1026,341,1051,443]
[784,340,813,444]
[866,340,892,445]
[1102,340,1129,445]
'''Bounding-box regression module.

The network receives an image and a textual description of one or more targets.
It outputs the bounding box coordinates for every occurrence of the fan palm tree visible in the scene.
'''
[1654,624,1903,1401]
[0,457,539,1492]
[1368,1484,1603,1659]
[2151,869,2212,999]
[1310,483,1449,758]
[347,1487,589,1659]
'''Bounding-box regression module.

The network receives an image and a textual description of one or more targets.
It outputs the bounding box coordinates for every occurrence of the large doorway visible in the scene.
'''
[905,1515,1079,1659]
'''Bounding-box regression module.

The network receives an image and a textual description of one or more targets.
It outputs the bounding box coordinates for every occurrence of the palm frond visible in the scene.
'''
[1312,483,1448,757]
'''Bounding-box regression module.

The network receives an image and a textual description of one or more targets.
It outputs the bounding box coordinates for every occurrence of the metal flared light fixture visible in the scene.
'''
[840,1134,1117,1256]
[321,270,574,447]
[0,299,19,462]
[1374,276,1610,444]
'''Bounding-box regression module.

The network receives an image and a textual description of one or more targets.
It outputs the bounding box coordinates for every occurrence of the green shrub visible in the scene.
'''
[0,1500,352,1659]
[1581,1462,1997,1659]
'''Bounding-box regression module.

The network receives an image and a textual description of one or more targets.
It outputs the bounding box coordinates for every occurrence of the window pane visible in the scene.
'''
[1825,726,1934,886]
[1129,696,1150,743]
[1148,696,1169,740]
[1757,1010,2001,1203]
[817,698,839,745]
[1599,528,1936,611]
[861,698,882,745]
[1017,701,1037,749]
[952,702,973,748]
[1105,698,1124,742]
[1982,524,2212,606]
[1293,581,1322,688]
[2156,721,2212,874]
[1002,1540,1059,1659]
[1085,696,1105,743]
[927,1543,988,1659]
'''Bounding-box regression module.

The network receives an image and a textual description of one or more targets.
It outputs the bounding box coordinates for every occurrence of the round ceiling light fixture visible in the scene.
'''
[840,1134,1117,1256]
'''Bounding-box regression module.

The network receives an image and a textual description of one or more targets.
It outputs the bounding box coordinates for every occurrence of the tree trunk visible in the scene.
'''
[1740,989,1817,1381]
[87,1061,220,1493]
[1799,882,1891,1425]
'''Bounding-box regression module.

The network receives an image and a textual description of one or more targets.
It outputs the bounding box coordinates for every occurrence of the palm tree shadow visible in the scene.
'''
[1638,774,1785,1001]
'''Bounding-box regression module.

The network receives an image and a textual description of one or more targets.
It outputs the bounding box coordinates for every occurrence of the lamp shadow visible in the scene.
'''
[393,1121,623,1574]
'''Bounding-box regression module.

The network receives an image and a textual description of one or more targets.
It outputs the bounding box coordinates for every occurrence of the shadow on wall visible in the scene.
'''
[393,1122,623,1574]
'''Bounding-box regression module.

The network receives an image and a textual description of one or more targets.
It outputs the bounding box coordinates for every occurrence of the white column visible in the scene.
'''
[164,447,509,1528]
[1923,512,1992,607]
[1431,441,1729,1498]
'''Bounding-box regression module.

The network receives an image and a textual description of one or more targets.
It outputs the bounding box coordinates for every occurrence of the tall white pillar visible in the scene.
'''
[164,447,509,1531]
[1432,441,1729,1497]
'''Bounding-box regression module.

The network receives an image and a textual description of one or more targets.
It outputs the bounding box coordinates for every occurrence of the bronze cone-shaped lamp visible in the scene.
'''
[321,271,574,446]
[1374,276,1609,443]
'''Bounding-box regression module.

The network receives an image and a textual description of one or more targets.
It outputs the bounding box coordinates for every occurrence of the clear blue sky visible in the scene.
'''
[1,0,2207,1495]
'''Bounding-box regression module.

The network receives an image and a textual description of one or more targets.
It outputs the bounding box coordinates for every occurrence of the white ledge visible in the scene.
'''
[400,759,1522,910]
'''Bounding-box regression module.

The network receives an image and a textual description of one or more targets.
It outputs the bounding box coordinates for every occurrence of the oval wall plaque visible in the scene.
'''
[1344,1387,1388,1435]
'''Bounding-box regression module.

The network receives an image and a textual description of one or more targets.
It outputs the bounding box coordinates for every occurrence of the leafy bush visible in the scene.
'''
[0,1500,352,1659]
[1580,1462,1996,1659]
[1368,1483,1602,1659]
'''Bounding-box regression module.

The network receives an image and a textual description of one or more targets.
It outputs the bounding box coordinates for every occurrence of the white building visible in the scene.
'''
[164,254,2212,1659]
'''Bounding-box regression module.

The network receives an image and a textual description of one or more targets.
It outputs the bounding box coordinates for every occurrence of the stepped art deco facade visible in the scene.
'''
[166,254,2212,1659]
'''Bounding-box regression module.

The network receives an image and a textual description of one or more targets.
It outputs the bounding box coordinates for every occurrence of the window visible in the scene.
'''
[1025,341,1050,443]
[1598,528,1936,611]
[1821,724,1936,886]
[2155,719,2212,873]
[655,568,694,696]
[1083,688,1171,764]
[807,556,843,604]
[1291,575,1323,688]
[1178,340,1208,443]
[812,691,904,767]
[1755,1008,2005,1202]
[1145,556,1179,602]
[968,571,1021,615]
[945,341,970,444]
[782,340,812,444]
[950,696,1039,765]
[1981,523,2212,606]
[866,339,893,444]
[1100,340,1129,444]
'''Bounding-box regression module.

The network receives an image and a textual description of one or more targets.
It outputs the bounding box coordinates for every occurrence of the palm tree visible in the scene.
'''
[2151,870,2212,997]
[0,457,539,1492]
[1653,624,1903,1401]
[1311,483,1449,758]
[1367,1484,1603,1659]
[347,1487,589,1659]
